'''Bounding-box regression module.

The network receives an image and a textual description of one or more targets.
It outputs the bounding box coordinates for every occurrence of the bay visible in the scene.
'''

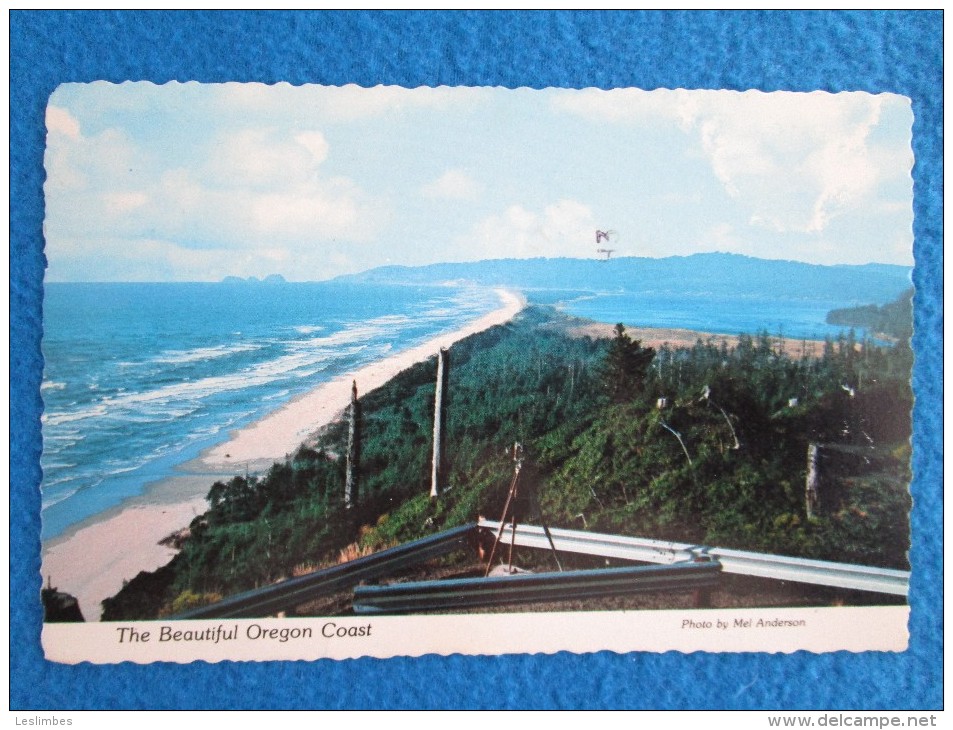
[540,289,870,341]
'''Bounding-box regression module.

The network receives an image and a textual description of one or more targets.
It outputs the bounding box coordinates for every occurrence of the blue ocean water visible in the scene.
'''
[40,282,501,540]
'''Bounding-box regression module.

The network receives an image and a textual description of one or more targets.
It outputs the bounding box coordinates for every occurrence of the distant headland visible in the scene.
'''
[220,274,288,285]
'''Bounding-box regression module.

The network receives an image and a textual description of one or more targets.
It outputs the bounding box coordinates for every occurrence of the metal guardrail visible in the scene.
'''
[353,560,721,614]
[707,546,909,596]
[479,520,909,597]
[175,523,476,619]
[175,518,907,619]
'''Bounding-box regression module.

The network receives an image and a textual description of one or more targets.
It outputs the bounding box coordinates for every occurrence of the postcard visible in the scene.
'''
[39,83,913,664]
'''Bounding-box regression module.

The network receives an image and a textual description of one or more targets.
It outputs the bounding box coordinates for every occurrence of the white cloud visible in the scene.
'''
[554,89,913,237]
[317,84,487,121]
[46,105,81,139]
[249,182,362,238]
[455,199,596,260]
[44,84,914,279]
[551,87,695,124]
[211,83,482,123]
[102,191,148,213]
[203,128,330,190]
[44,111,386,280]
[44,116,141,194]
[322,85,446,120]
[689,92,897,234]
[126,166,381,247]
[294,131,330,163]
[420,169,482,201]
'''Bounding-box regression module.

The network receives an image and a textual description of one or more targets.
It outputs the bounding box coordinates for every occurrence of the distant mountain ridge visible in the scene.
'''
[334,253,911,304]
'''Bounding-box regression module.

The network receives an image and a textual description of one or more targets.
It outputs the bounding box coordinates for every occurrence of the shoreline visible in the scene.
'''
[40,295,830,621]
[41,478,210,622]
[41,287,526,621]
[197,287,527,472]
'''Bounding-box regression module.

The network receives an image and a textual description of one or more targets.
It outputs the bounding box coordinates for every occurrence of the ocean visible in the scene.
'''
[40,282,501,540]
[40,279,886,541]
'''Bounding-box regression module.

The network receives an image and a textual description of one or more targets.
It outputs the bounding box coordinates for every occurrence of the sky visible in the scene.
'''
[44,83,915,282]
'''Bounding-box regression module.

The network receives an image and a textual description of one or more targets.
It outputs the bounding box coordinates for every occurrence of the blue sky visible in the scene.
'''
[44,83,914,281]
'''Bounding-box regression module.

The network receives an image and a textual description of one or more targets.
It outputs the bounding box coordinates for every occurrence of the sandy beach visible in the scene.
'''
[41,287,526,620]
[41,288,825,621]
[41,484,209,623]
[200,288,526,472]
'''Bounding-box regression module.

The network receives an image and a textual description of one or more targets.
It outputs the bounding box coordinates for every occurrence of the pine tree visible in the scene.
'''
[601,323,656,403]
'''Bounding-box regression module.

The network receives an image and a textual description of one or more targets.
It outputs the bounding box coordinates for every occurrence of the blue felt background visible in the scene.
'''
[10,11,942,710]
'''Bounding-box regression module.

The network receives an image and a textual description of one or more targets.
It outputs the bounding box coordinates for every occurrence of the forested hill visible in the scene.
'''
[826,288,914,340]
[335,253,911,303]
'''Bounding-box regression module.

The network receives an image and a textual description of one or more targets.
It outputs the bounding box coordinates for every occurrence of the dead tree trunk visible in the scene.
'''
[660,420,693,467]
[431,348,449,499]
[805,442,820,519]
[344,380,360,508]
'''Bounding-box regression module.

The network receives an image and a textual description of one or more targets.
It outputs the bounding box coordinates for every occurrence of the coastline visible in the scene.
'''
[40,291,831,621]
[40,287,526,621]
[198,288,526,472]
[41,479,210,623]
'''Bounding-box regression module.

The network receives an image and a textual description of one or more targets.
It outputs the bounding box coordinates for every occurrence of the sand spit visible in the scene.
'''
[568,321,827,358]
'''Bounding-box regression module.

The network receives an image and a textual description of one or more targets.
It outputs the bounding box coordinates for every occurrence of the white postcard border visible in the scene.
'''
[42,605,908,665]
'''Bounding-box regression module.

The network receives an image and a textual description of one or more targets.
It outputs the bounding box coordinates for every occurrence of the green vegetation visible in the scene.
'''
[599,323,656,403]
[101,305,912,620]
[826,287,914,341]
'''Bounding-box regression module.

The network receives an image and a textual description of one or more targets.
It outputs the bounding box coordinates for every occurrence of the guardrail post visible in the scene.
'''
[691,549,714,608]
